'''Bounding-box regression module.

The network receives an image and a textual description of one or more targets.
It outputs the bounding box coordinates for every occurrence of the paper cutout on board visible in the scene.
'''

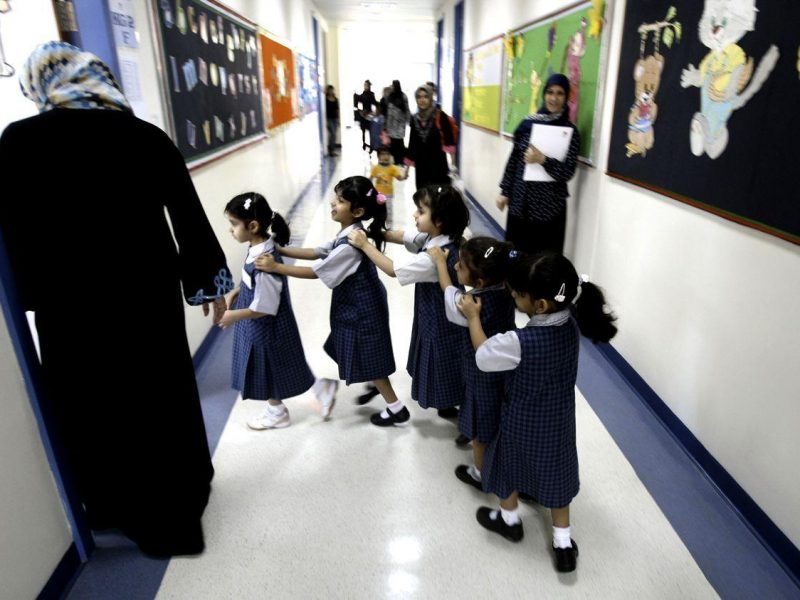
[679,0,779,159]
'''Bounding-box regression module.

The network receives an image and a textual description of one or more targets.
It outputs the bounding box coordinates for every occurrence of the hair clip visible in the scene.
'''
[508,250,519,259]
[484,246,494,258]
[554,283,566,303]
[244,198,252,210]
[437,186,442,193]
[376,193,387,204]
[572,274,589,305]
[366,188,374,197]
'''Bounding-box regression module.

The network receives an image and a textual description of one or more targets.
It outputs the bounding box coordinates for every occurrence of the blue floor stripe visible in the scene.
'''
[577,339,800,599]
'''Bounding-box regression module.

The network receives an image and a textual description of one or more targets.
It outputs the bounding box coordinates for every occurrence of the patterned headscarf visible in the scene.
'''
[20,41,131,113]
[530,73,570,125]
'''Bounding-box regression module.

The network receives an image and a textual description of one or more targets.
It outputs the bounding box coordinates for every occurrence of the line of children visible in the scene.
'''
[220,193,337,430]
[223,182,617,574]
[252,176,406,426]
[348,185,470,424]
[459,251,617,572]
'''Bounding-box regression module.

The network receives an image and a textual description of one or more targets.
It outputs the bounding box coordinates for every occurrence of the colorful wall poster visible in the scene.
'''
[607,0,799,244]
[462,36,504,132]
[259,32,296,129]
[295,53,318,116]
[502,0,608,162]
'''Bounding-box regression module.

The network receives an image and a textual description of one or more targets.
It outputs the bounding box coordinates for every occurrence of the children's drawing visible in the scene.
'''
[680,0,779,159]
[626,7,681,158]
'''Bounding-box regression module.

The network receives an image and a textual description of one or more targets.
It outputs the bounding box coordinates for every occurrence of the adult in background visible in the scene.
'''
[496,73,580,255]
[405,84,456,190]
[0,42,234,557]
[384,79,410,166]
[325,84,339,156]
[355,79,377,151]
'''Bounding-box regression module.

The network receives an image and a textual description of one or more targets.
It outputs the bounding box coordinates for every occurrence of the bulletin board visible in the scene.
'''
[502,0,608,162]
[462,36,504,132]
[606,1,800,244]
[151,0,264,165]
[295,53,318,116]
[258,32,296,129]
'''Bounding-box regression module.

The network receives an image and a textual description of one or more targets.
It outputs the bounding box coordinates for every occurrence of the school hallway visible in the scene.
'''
[63,128,798,600]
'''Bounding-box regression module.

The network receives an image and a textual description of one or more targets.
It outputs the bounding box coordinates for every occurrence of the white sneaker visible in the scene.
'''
[313,378,339,420]
[247,407,291,430]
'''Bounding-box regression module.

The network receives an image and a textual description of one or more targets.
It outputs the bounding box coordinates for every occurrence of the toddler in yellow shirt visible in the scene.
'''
[370,146,408,199]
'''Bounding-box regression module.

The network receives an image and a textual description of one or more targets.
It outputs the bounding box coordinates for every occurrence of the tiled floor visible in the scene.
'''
[66,130,799,599]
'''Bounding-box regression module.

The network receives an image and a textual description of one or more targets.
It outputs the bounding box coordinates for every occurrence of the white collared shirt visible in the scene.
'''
[311,222,364,289]
[243,238,282,316]
[394,231,454,286]
[475,309,571,372]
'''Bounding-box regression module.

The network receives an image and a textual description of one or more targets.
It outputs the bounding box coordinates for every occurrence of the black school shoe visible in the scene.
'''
[370,406,411,427]
[553,540,579,572]
[356,385,381,405]
[455,465,483,491]
[437,406,459,419]
[476,507,524,542]
[455,433,471,447]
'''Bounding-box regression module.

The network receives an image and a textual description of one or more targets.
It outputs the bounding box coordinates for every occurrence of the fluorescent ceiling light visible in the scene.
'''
[361,2,397,10]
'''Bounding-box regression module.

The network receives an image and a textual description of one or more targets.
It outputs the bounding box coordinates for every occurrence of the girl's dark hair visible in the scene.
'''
[413,185,470,242]
[334,176,388,251]
[224,192,290,246]
[507,252,617,343]
[458,237,514,286]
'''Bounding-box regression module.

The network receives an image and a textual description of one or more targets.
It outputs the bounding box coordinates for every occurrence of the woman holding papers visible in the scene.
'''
[496,73,580,255]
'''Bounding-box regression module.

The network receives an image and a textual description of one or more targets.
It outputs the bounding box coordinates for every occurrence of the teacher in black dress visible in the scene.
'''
[0,42,233,557]
[496,73,580,255]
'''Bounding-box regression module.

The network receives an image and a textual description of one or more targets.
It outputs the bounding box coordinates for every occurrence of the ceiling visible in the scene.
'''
[312,0,442,23]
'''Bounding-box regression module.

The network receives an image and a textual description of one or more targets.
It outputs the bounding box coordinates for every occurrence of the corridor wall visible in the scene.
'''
[440,0,800,556]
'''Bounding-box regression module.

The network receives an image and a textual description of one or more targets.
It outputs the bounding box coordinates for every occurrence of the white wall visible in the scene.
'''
[0,5,76,597]
[116,0,323,352]
[444,0,800,549]
[0,311,73,599]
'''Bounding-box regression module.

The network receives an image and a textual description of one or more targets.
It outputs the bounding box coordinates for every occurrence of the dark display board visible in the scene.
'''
[607,0,800,244]
[153,0,264,164]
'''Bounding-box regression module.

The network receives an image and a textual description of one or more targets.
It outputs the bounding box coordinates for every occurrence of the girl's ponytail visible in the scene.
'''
[270,212,291,246]
[367,202,387,251]
[574,281,617,344]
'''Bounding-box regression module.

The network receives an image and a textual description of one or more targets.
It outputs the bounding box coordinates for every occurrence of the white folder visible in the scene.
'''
[523,125,574,182]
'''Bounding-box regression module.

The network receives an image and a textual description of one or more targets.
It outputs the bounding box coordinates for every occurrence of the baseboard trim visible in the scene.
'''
[595,342,800,587]
[37,543,82,600]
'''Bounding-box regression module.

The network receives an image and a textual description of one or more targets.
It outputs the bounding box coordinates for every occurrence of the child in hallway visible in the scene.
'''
[370,145,408,202]
[348,185,470,422]
[427,237,516,467]
[219,193,337,430]
[459,252,617,573]
[254,177,405,427]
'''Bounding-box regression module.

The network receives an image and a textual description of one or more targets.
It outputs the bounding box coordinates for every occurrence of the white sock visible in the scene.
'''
[387,399,404,412]
[267,403,286,416]
[499,507,520,526]
[553,525,572,549]
[467,465,482,481]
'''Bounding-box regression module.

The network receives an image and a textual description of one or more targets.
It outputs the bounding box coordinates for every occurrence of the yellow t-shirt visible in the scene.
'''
[370,164,403,196]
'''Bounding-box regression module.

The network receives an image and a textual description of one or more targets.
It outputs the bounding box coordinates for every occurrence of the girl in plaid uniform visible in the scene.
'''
[459,252,617,573]
[256,177,404,427]
[349,186,470,425]
[428,237,516,479]
[220,193,337,430]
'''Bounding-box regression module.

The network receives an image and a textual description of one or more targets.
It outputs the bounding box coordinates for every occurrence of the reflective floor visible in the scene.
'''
[66,128,798,599]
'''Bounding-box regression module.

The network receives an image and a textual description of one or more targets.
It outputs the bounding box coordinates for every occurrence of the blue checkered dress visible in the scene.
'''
[231,251,315,400]
[322,236,396,384]
[481,318,581,507]
[406,242,465,409]
[457,286,516,442]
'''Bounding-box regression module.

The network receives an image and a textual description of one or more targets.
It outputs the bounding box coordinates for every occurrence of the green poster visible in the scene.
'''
[502,1,607,161]
[462,37,504,132]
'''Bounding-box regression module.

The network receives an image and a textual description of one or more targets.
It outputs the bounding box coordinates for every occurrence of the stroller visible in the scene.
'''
[367,113,388,155]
